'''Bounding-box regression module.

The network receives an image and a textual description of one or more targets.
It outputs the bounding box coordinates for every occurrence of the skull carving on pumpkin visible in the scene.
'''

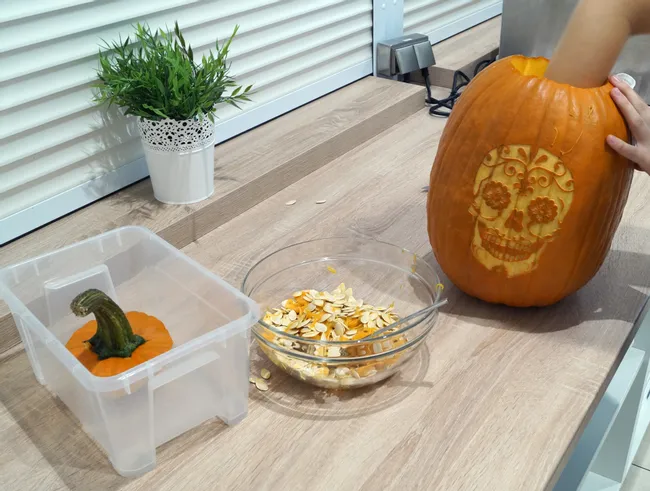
[468,145,575,277]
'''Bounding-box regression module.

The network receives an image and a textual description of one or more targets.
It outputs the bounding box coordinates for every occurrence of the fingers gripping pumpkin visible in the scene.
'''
[427,56,633,307]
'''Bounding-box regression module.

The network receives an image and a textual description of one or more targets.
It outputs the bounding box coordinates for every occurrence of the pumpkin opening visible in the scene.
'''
[510,56,549,78]
[509,55,610,90]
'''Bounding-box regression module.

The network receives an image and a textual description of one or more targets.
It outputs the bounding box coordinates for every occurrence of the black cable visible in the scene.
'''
[423,68,469,117]
[422,58,494,118]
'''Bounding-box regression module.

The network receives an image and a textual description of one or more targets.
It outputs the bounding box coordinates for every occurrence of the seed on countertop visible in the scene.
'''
[316,199,327,204]
[327,265,337,274]
[255,379,269,391]
[261,368,271,380]
[285,200,297,206]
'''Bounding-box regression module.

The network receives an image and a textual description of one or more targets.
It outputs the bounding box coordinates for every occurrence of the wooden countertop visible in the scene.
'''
[2,106,650,491]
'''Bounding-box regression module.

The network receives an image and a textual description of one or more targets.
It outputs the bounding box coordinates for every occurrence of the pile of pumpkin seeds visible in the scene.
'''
[260,284,407,388]
[263,283,400,345]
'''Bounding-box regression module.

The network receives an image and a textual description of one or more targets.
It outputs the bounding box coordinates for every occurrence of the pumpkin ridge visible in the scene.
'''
[565,88,620,295]
[467,76,545,287]
[432,69,521,267]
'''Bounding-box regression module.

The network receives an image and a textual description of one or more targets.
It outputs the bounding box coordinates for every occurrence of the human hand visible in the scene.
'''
[606,74,650,173]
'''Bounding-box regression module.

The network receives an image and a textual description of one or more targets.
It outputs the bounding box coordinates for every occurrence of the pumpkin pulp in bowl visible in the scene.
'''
[242,237,443,389]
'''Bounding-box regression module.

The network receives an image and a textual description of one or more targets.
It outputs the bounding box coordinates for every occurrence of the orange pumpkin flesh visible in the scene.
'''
[427,56,633,307]
[66,289,173,377]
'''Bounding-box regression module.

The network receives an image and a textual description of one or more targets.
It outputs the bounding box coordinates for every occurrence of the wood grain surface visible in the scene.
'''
[0,77,437,355]
[2,108,650,491]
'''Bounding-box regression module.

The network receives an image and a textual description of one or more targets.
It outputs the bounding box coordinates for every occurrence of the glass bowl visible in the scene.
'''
[242,238,443,389]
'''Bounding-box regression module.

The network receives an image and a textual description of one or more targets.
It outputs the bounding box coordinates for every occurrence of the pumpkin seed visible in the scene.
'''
[314,323,328,333]
[335,367,350,378]
[302,331,318,338]
[261,368,271,380]
[327,347,341,357]
[285,200,297,206]
[316,200,327,204]
[255,379,269,391]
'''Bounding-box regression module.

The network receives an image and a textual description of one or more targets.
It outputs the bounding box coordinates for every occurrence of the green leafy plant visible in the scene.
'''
[94,22,252,122]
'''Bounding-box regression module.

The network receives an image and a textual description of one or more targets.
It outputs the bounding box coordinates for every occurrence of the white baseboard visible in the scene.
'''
[0,60,372,245]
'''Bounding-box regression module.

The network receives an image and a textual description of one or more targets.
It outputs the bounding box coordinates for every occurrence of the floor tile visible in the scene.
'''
[622,465,650,491]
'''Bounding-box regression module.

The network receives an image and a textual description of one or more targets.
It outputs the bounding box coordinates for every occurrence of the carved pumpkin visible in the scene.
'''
[427,56,633,307]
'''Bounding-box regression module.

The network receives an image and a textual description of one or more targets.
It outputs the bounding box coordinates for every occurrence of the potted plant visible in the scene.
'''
[95,22,252,204]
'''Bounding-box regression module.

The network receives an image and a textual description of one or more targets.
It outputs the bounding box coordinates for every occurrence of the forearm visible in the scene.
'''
[545,0,650,87]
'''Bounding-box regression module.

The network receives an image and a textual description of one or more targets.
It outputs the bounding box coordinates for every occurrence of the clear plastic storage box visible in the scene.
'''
[0,227,259,476]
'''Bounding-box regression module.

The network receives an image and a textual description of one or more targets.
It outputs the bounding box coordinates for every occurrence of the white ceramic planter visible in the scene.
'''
[138,117,215,204]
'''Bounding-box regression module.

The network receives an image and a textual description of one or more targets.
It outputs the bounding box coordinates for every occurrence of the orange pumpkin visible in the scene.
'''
[66,289,173,377]
[427,56,633,307]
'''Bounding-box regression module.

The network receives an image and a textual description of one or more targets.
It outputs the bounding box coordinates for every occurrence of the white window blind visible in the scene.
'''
[404,0,502,45]
[0,0,373,244]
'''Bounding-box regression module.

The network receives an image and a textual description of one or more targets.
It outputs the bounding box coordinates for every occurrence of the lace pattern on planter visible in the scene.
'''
[138,118,215,152]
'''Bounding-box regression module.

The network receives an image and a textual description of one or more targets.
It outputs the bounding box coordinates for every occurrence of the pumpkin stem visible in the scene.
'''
[70,289,145,360]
